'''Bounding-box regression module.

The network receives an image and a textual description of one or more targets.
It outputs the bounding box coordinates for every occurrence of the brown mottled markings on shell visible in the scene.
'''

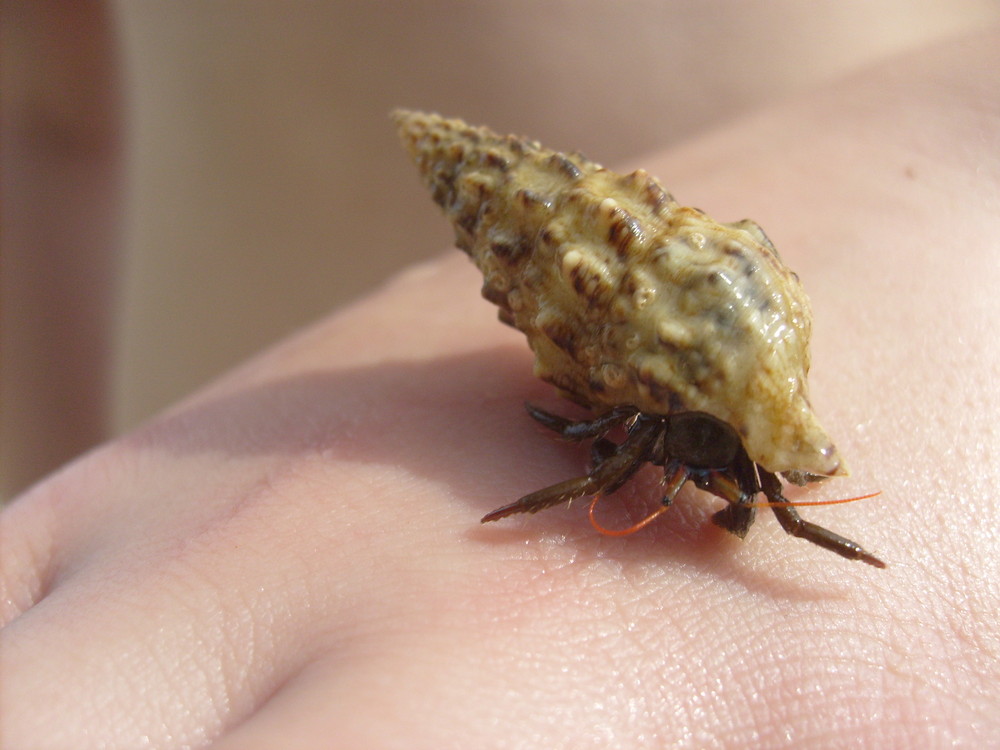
[621,267,643,298]
[727,218,775,250]
[489,237,531,265]
[722,243,762,280]
[446,142,467,163]
[625,169,672,206]
[565,259,612,302]
[429,165,458,210]
[540,369,583,403]
[497,307,516,327]
[507,288,524,311]
[607,208,644,256]
[505,136,528,156]
[643,179,672,213]
[481,282,508,308]
[634,361,674,410]
[539,317,579,357]
[654,327,683,356]
[455,176,494,225]
[586,372,607,395]
[516,188,554,212]
[723,244,747,260]
[537,223,565,249]
[547,152,583,181]
[482,149,511,171]
[455,211,478,236]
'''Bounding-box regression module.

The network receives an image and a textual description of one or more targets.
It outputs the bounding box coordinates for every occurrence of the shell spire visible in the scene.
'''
[394,110,844,478]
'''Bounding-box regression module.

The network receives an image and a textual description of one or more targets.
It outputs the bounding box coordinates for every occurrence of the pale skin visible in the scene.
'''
[3,32,1000,749]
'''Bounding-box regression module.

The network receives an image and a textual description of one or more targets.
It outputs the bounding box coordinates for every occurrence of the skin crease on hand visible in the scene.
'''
[3,32,1000,750]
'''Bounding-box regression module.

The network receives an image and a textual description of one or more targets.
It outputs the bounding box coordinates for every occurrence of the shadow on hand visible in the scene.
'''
[125,344,849,600]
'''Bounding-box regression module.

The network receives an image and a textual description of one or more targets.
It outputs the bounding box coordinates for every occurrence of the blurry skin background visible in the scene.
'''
[4,0,999,501]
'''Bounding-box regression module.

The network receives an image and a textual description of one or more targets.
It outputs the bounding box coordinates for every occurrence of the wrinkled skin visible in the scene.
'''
[3,31,1000,749]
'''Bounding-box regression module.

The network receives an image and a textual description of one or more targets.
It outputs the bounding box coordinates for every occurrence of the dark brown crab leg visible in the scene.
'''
[659,462,689,506]
[699,470,758,539]
[758,469,886,568]
[678,446,760,539]
[481,419,660,522]
[525,403,638,441]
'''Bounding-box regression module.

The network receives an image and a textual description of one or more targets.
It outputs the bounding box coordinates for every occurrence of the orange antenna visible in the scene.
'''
[747,490,881,509]
[588,490,881,536]
[588,494,670,537]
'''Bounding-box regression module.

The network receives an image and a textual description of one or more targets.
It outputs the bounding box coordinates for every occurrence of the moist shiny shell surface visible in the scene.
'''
[394,110,844,477]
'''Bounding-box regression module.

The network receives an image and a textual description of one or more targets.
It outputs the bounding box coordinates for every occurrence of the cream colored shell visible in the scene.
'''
[394,110,844,477]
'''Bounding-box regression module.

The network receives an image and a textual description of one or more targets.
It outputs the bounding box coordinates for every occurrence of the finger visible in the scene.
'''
[0,483,61,625]
[0,445,144,626]
[205,663,348,750]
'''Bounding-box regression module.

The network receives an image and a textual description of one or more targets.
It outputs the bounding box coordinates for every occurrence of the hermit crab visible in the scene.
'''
[394,110,884,567]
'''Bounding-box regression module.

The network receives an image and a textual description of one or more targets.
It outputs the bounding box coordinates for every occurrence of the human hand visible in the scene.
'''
[3,30,999,749]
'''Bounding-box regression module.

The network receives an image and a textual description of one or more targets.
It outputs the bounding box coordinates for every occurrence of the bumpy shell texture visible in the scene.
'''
[394,110,844,477]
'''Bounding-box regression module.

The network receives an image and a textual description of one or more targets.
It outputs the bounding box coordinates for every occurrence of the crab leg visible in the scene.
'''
[758,470,886,568]
[525,403,638,441]
[481,419,659,521]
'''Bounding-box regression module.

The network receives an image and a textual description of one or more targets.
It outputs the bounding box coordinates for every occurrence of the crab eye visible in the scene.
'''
[664,412,741,469]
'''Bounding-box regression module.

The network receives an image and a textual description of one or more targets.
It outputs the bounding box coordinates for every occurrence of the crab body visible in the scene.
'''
[394,110,884,567]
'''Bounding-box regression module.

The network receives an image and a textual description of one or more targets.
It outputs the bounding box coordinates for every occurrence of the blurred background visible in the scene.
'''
[4,0,998,501]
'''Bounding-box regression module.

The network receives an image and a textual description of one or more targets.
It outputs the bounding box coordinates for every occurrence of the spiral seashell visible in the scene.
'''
[394,110,844,478]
